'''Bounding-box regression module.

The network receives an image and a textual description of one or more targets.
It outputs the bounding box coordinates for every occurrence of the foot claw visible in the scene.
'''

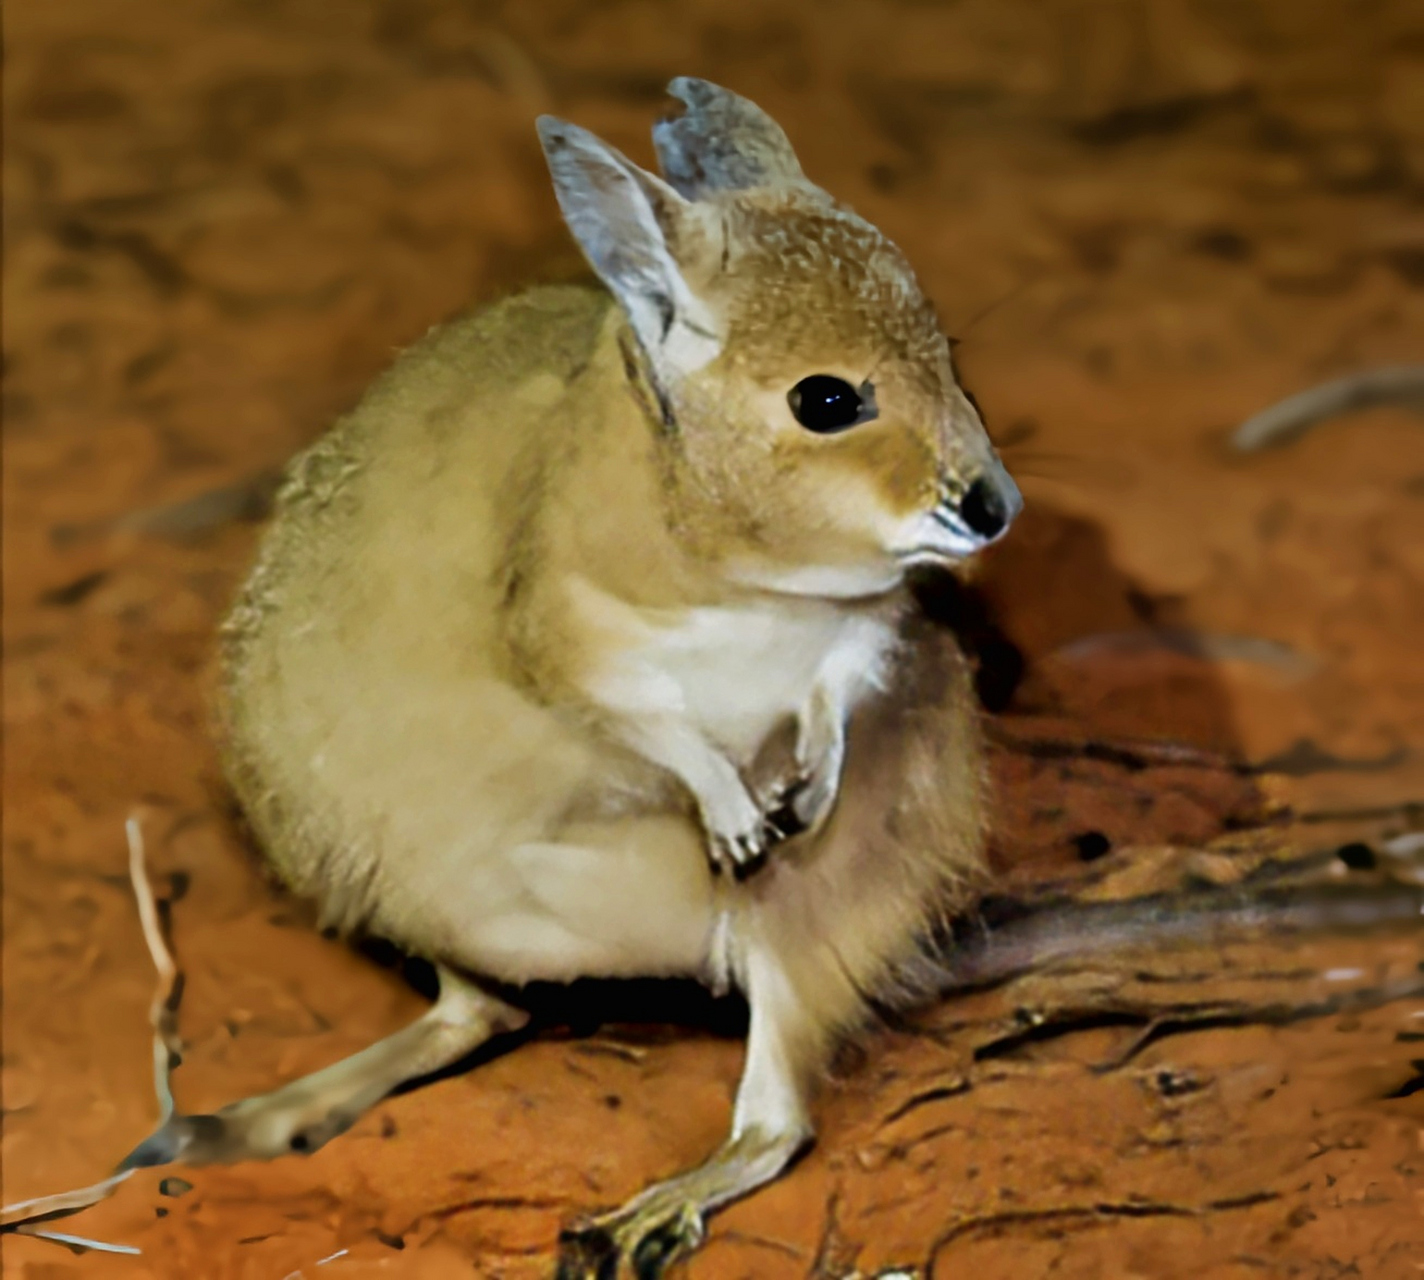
[762,778,811,842]
[631,1221,684,1280]
[556,1203,704,1280]
[709,777,828,874]
[730,845,768,882]
[706,822,771,876]
[555,1224,619,1280]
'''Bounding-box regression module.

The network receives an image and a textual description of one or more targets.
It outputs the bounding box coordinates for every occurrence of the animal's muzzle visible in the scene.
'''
[950,462,1022,544]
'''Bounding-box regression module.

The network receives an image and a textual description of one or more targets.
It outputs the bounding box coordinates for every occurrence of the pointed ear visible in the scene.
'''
[652,77,806,199]
[537,116,720,374]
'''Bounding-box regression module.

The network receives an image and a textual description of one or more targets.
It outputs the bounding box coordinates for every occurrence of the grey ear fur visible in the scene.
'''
[652,77,805,199]
[536,116,719,375]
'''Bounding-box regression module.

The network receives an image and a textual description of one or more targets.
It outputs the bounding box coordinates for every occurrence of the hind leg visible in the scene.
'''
[556,949,820,1279]
[121,964,527,1169]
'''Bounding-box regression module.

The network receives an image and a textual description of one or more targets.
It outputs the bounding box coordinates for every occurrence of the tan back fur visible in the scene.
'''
[218,80,1011,1009]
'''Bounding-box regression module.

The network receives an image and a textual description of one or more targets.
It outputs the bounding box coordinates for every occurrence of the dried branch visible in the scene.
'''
[1,813,190,1255]
[1232,365,1424,450]
[128,815,183,1124]
[938,880,1424,995]
[0,1171,136,1231]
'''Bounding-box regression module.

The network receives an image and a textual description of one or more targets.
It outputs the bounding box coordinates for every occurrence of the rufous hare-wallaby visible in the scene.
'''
[208,77,1020,1276]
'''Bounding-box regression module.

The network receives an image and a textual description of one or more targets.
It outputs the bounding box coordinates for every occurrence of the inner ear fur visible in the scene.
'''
[537,116,721,375]
[652,77,806,199]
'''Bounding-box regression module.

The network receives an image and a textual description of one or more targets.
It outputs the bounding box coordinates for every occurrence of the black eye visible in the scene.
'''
[787,375,872,434]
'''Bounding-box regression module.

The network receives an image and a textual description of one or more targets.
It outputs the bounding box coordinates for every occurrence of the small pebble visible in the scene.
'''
[1335,842,1376,871]
[1073,830,1112,862]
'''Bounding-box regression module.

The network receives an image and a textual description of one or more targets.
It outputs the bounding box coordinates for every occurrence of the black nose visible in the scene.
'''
[959,476,1009,539]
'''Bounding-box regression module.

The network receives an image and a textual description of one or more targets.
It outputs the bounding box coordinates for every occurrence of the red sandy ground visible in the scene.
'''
[4,1,1423,1277]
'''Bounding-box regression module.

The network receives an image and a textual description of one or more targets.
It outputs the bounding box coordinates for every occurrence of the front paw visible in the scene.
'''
[755,758,839,849]
[786,760,838,835]
[700,786,784,880]
[786,699,844,839]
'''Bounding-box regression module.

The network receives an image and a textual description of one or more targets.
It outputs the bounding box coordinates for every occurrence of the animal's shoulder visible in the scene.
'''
[395,283,613,399]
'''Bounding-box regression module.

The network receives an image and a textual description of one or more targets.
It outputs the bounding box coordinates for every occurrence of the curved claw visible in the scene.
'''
[711,774,827,874]
[762,778,811,842]
[707,824,768,876]
[554,1224,618,1280]
[555,1202,704,1280]
[709,813,791,881]
[730,845,768,882]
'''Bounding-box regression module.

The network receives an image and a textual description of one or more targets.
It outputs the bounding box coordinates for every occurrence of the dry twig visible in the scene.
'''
[0,814,187,1255]
[1232,365,1424,450]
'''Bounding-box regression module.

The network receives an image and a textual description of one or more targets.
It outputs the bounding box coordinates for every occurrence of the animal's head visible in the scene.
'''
[538,78,1021,598]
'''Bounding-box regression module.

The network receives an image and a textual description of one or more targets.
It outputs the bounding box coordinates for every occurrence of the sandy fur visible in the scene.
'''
[220,283,985,1008]
[214,82,1009,1271]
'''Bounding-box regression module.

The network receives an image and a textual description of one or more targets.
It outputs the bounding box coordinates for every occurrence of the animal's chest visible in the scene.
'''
[573,580,898,762]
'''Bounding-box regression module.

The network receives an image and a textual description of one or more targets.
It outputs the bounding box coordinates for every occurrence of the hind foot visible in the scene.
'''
[555,1199,703,1280]
[118,966,526,1168]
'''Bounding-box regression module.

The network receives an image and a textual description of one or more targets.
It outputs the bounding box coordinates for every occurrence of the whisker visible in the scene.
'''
[1000,450,1138,492]
[951,269,1046,340]
[988,418,1038,449]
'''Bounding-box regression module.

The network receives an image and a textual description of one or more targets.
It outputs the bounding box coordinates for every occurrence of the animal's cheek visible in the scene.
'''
[827,423,941,518]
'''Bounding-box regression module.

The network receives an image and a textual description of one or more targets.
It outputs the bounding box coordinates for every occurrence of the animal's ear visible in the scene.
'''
[652,77,805,199]
[537,116,720,374]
